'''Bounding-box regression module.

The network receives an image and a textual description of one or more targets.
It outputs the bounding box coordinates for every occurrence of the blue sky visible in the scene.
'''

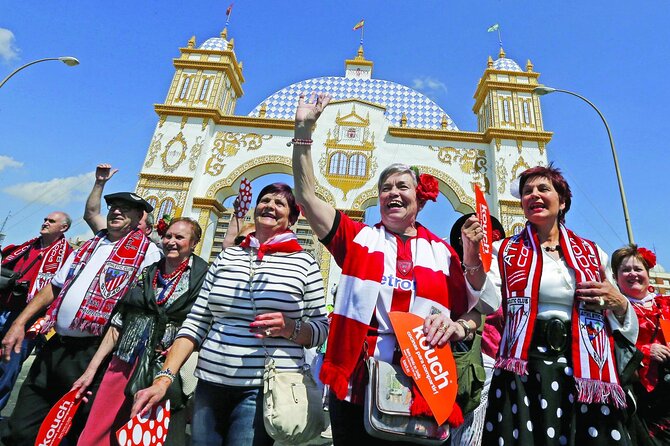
[1,1,668,268]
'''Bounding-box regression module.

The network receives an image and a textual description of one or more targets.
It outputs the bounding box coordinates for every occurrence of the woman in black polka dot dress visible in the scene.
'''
[459,164,638,445]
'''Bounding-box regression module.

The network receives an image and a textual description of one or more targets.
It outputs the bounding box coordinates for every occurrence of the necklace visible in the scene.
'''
[543,245,561,253]
[153,258,189,305]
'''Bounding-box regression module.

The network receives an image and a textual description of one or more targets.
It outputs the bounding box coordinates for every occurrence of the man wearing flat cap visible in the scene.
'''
[0,189,161,445]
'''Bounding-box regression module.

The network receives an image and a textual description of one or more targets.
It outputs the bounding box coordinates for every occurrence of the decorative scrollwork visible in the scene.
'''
[205,132,273,176]
[429,146,487,181]
[144,133,163,168]
[190,136,203,171]
[161,132,187,173]
[496,160,508,195]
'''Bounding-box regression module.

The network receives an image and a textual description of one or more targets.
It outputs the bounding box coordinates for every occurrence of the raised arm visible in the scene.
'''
[292,92,336,239]
[84,163,118,232]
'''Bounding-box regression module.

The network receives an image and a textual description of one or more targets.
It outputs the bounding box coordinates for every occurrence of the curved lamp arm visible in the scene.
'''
[0,56,79,89]
[534,86,634,244]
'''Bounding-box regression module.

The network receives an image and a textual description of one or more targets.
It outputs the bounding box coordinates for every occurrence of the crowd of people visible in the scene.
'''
[0,93,666,446]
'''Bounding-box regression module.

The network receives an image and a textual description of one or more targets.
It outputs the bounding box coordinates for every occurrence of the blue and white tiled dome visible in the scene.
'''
[200,37,229,51]
[250,76,458,130]
[493,57,522,72]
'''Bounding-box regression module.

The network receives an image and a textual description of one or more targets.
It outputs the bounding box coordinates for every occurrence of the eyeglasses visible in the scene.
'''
[107,203,137,213]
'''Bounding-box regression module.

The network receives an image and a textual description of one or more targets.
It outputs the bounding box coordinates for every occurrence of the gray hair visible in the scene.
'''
[377,163,418,192]
[145,212,155,228]
[55,211,72,231]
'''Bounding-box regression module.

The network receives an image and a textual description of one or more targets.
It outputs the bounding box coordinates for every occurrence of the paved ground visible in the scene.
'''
[3,354,333,445]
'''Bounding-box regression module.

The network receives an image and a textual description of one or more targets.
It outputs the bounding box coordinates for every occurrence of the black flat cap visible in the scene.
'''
[104,192,153,213]
[449,212,506,260]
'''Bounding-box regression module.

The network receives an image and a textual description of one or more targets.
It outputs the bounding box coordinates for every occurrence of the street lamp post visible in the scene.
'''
[0,56,79,89]
[534,85,634,245]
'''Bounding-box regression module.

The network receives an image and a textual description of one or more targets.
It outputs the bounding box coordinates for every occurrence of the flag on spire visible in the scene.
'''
[226,3,233,17]
[487,23,499,32]
[353,19,365,31]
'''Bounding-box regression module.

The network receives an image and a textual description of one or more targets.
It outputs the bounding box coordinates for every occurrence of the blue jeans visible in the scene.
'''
[190,380,273,446]
[0,310,38,415]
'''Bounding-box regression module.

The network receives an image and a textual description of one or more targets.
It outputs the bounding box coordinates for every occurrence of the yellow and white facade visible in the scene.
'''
[136,29,553,294]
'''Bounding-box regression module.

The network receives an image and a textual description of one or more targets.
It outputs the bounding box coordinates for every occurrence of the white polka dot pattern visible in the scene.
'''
[115,400,171,446]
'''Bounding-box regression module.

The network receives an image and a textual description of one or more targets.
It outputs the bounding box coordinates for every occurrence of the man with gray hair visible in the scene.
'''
[0,212,72,416]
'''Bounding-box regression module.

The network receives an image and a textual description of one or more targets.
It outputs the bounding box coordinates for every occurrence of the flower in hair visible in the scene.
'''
[638,247,657,269]
[492,229,503,242]
[155,214,172,238]
[416,173,439,203]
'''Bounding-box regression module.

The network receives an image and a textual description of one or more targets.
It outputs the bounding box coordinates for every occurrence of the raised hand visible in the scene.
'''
[295,92,331,132]
[95,163,118,183]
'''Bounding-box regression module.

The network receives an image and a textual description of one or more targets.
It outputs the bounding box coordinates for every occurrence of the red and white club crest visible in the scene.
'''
[100,263,135,298]
[116,400,170,446]
[580,315,608,371]
[505,299,529,356]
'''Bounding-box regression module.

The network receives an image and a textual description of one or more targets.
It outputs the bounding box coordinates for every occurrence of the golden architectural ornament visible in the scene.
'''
[538,141,545,156]
[428,146,487,183]
[227,38,234,50]
[259,103,267,118]
[180,115,188,130]
[189,136,204,171]
[400,113,407,127]
[144,133,164,168]
[220,28,228,39]
[158,115,167,128]
[511,155,532,180]
[499,198,525,236]
[441,114,449,130]
[205,132,272,176]
[205,155,293,198]
[495,138,502,152]
[526,59,534,72]
[516,140,523,155]
[161,132,188,172]
[496,160,509,195]
[187,36,195,48]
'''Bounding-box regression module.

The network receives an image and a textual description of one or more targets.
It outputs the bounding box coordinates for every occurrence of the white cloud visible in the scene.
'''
[412,76,448,97]
[3,171,95,205]
[0,155,23,172]
[0,28,19,62]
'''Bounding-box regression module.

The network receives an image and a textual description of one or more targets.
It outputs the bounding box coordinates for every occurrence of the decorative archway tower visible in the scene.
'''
[136,30,553,294]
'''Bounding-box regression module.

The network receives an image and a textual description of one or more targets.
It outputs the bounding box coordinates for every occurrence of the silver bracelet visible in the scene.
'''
[462,262,483,275]
[288,319,302,342]
[154,368,176,384]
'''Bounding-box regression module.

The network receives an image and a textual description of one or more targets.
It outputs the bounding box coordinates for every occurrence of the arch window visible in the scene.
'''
[348,154,367,177]
[179,77,191,100]
[501,98,511,123]
[199,78,211,102]
[158,197,176,218]
[329,153,348,175]
[521,99,531,124]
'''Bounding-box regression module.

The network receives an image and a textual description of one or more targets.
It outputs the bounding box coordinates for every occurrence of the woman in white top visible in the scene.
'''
[460,164,638,446]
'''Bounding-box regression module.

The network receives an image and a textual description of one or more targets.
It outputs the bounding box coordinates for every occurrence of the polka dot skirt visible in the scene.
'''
[482,347,632,445]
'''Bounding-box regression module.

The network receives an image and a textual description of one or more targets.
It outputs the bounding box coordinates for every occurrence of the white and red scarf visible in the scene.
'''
[44,229,150,336]
[496,223,625,408]
[319,214,469,425]
[239,230,303,259]
[2,236,71,301]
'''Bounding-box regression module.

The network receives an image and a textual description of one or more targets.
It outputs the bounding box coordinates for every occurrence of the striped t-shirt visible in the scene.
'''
[178,246,328,387]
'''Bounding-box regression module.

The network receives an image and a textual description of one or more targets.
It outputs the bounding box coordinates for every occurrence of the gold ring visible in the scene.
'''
[438,322,448,333]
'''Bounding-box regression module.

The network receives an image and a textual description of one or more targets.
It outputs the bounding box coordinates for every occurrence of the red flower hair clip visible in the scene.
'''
[637,247,657,269]
[410,167,439,203]
[155,214,172,238]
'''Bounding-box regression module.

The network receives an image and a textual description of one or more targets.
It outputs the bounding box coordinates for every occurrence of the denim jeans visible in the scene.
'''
[0,310,39,415]
[190,380,273,446]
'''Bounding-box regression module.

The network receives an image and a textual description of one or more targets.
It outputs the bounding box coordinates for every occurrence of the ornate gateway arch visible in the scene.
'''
[136,29,552,293]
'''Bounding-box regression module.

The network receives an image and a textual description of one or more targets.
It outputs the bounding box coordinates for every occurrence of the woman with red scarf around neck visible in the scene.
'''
[292,92,481,444]
[461,164,638,446]
[611,245,670,445]
[131,183,328,446]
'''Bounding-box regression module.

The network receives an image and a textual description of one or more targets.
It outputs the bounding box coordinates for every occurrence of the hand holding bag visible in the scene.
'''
[262,357,325,444]
[364,357,450,445]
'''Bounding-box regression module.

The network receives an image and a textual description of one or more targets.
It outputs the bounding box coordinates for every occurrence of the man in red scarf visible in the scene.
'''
[0,192,162,446]
[0,212,72,416]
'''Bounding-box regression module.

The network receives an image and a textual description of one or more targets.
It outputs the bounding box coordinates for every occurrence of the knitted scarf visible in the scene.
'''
[2,236,71,301]
[44,229,150,336]
[319,219,468,425]
[239,230,303,259]
[496,223,625,408]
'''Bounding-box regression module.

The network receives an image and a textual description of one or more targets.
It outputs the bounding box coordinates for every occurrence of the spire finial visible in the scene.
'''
[499,47,506,59]
[187,36,196,48]
[526,59,534,72]
[221,28,228,39]
[227,38,235,50]
[487,56,493,68]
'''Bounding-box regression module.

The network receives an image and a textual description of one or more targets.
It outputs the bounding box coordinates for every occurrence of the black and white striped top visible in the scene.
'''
[177,246,328,387]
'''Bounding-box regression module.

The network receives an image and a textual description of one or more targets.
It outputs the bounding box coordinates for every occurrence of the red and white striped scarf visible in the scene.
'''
[239,230,303,259]
[2,236,71,301]
[496,223,625,408]
[319,215,470,423]
[44,229,150,336]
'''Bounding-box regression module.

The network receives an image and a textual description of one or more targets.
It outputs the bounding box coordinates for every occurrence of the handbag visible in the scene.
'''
[126,352,187,410]
[262,356,326,444]
[364,357,450,444]
[0,268,20,292]
[452,321,486,415]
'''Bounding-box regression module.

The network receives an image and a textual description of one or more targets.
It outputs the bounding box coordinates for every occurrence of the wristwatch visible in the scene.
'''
[456,319,474,342]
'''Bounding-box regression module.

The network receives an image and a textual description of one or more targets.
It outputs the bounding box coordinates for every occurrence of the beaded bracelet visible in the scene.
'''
[288,319,302,342]
[462,262,483,275]
[286,138,313,147]
[154,368,176,384]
